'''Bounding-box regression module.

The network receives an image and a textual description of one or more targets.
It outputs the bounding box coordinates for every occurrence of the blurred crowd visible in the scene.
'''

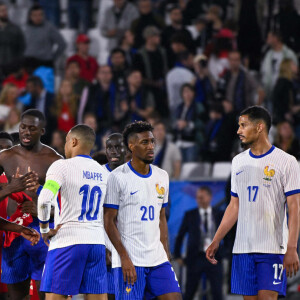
[1,0,300,180]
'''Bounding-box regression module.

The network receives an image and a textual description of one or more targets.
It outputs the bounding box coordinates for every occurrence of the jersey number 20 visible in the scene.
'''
[78,184,102,221]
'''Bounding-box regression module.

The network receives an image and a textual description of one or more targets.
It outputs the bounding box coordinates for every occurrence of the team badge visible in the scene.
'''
[126,286,132,294]
[263,166,275,182]
[156,183,165,200]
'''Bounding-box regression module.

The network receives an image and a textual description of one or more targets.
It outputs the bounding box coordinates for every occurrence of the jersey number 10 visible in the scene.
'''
[78,184,102,221]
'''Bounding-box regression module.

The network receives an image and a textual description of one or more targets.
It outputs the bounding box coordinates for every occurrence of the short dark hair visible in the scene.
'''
[107,133,123,143]
[21,109,46,127]
[27,76,44,88]
[70,124,96,148]
[198,186,212,196]
[269,30,282,42]
[10,132,20,144]
[180,83,195,98]
[123,121,154,151]
[240,106,272,133]
[110,48,126,58]
[0,132,13,142]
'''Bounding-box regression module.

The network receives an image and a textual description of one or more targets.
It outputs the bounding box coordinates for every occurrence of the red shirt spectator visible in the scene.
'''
[2,70,29,93]
[67,34,98,82]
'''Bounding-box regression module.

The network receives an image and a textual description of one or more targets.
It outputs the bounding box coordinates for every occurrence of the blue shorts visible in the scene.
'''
[1,218,53,284]
[114,261,181,299]
[107,266,115,295]
[231,253,287,296]
[41,244,107,295]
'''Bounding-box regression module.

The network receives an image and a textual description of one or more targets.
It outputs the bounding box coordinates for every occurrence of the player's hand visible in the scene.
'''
[283,246,299,277]
[20,227,40,246]
[106,249,112,265]
[42,225,62,247]
[121,255,137,286]
[10,168,39,193]
[206,240,219,265]
[21,201,37,217]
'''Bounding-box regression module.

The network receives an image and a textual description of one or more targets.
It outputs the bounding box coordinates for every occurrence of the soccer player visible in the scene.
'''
[206,106,300,300]
[38,125,108,299]
[104,121,182,300]
[0,109,62,300]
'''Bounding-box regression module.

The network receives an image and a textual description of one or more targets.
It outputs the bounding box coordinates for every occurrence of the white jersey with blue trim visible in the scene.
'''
[41,155,108,251]
[231,146,300,254]
[104,161,169,267]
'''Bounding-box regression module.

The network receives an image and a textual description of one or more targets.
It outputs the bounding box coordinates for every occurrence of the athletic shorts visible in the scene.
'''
[231,253,287,296]
[107,266,115,295]
[114,261,181,299]
[1,219,54,284]
[40,244,107,295]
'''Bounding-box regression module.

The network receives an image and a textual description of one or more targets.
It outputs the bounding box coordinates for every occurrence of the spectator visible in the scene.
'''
[68,0,92,33]
[133,26,169,118]
[82,112,102,153]
[261,30,298,102]
[205,5,223,41]
[0,83,21,128]
[274,121,300,159]
[110,48,128,97]
[174,186,224,300]
[217,50,264,114]
[50,130,66,157]
[79,66,116,132]
[201,103,237,162]
[3,107,21,134]
[188,16,208,54]
[153,121,181,179]
[192,54,215,110]
[67,34,98,83]
[173,83,205,162]
[64,60,88,98]
[206,28,235,81]
[169,33,190,64]
[126,69,155,122]
[271,58,295,125]
[161,5,194,67]
[51,79,78,133]
[0,2,25,67]
[37,0,60,27]
[23,4,66,67]
[131,0,165,48]
[101,0,139,51]
[119,30,137,66]
[166,51,195,114]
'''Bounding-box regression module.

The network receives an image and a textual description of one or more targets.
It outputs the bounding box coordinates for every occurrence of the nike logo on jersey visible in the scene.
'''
[273,281,281,285]
[130,191,139,195]
[236,171,244,175]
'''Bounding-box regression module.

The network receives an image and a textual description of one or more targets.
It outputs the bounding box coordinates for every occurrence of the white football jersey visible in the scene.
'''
[231,146,300,254]
[38,155,108,251]
[104,161,169,267]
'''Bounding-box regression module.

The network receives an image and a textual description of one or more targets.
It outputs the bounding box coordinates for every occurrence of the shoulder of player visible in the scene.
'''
[41,144,63,159]
[0,145,20,160]
[151,164,169,178]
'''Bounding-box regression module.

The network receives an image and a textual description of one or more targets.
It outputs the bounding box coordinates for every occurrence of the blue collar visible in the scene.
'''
[127,161,152,178]
[76,155,93,159]
[105,163,113,172]
[249,145,275,159]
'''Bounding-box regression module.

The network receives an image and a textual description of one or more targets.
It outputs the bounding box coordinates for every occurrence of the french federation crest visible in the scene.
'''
[156,184,165,200]
[263,166,275,182]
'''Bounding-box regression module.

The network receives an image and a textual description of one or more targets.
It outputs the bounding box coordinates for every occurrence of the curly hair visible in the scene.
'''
[122,121,153,152]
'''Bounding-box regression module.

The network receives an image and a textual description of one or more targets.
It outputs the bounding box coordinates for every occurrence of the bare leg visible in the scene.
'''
[157,292,182,300]
[244,296,258,300]
[86,294,108,300]
[7,278,31,300]
[45,293,68,300]
[258,290,278,300]
[35,280,45,300]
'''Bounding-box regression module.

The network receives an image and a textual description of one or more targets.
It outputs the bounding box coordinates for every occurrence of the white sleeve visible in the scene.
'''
[162,172,169,208]
[283,157,300,197]
[38,160,66,223]
[230,157,238,197]
[104,173,121,209]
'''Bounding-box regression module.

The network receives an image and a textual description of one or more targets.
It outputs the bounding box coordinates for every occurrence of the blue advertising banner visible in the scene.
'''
[168,180,227,253]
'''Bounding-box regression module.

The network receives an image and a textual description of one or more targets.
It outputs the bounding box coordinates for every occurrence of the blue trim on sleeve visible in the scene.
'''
[249,145,275,159]
[36,185,43,195]
[127,161,152,178]
[76,155,92,159]
[103,204,119,209]
[162,203,168,208]
[231,191,238,197]
[105,163,112,172]
[38,219,50,224]
[285,189,300,197]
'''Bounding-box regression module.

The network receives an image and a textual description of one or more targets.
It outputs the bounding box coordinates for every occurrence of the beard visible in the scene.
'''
[142,158,154,165]
[240,141,251,150]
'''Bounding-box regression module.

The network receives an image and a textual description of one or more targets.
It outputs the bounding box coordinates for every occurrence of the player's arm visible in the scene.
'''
[0,217,40,245]
[206,195,239,264]
[159,207,171,260]
[104,207,137,285]
[284,193,300,277]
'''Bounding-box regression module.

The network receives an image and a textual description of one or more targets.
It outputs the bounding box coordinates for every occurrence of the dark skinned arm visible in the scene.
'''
[160,207,171,261]
[104,207,137,285]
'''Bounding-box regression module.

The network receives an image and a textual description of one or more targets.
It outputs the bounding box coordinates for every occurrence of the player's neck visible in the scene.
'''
[20,141,43,153]
[71,148,91,158]
[250,138,272,156]
[130,158,150,175]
